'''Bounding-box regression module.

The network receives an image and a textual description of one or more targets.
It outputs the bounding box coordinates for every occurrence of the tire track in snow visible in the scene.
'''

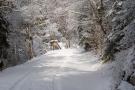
[51,50,101,90]
[8,55,51,90]
[9,71,31,90]
[9,56,57,90]
[52,56,73,90]
[51,50,80,90]
[8,49,99,90]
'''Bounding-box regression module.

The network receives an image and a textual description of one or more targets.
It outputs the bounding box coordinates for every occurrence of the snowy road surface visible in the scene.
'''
[0,49,113,90]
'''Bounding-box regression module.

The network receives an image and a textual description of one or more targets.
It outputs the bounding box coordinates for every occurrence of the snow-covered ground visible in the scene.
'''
[0,48,113,90]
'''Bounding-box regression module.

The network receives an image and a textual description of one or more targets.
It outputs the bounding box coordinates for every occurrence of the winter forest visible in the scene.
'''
[0,0,135,90]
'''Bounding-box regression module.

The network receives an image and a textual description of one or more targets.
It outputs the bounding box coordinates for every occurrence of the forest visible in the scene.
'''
[0,0,135,90]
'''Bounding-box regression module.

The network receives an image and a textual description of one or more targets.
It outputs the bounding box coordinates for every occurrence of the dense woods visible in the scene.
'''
[0,0,135,90]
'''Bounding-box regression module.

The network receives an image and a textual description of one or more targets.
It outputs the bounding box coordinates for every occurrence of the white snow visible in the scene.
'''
[0,48,113,90]
[118,81,134,90]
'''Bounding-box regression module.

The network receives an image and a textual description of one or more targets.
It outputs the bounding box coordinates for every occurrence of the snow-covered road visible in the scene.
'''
[0,49,113,90]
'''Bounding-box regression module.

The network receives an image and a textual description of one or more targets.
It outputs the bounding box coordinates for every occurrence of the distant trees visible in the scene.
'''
[56,15,72,48]
[20,23,35,59]
[88,0,106,34]
[77,0,111,53]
